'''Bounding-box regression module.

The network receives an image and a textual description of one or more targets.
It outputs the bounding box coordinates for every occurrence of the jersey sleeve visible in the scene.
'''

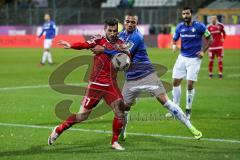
[52,21,57,35]
[70,42,95,50]
[38,25,45,38]
[173,24,181,41]
[103,49,119,56]
[199,23,211,38]
[220,24,226,39]
[71,35,105,50]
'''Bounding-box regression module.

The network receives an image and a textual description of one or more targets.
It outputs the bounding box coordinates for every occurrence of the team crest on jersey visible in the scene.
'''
[191,28,196,32]
[126,41,134,50]
[181,29,186,32]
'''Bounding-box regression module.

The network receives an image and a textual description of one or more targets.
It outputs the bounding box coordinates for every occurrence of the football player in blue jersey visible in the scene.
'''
[38,13,56,66]
[167,7,212,120]
[92,13,203,141]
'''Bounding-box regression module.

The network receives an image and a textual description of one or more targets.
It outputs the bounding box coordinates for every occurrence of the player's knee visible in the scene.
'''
[173,79,181,87]
[124,102,133,111]
[187,82,194,90]
[157,93,168,105]
[76,110,91,122]
[218,57,222,62]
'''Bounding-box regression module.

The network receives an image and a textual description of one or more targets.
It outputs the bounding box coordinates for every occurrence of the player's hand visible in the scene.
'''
[221,38,224,43]
[115,44,128,51]
[172,44,178,53]
[91,45,104,54]
[197,51,205,59]
[58,40,71,49]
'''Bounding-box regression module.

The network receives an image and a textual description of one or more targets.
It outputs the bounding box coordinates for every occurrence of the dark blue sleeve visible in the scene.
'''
[52,21,56,36]
[198,23,207,35]
[38,28,45,38]
[173,24,180,41]
[104,48,119,56]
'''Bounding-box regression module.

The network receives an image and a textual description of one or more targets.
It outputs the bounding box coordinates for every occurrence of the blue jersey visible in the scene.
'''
[38,20,56,39]
[104,28,154,80]
[173,21,209,58]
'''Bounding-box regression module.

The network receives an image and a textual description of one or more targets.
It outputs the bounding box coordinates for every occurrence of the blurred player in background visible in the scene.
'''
[38,13,56,66]
[168,7,212,119]
[48,17,127,151]
[207,15,226,79]
[93,13,203,141]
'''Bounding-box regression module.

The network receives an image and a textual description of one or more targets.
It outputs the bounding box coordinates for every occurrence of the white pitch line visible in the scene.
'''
[0,122,240,144]
[0,83,87,91]
[0,85,49,91]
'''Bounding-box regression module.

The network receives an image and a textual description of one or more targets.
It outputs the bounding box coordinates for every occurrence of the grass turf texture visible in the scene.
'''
[0,48,239,160]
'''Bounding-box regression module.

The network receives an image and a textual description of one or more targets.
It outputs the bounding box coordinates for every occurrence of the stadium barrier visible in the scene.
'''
[157,34,240,49]
[0,24,239,49]
[0,34,239,49]
[0,35,85,48]
[0,34,240,49]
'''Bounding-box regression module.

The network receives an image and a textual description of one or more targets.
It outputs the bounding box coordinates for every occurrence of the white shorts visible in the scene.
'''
[122,73,166,104]
[172,54,202,81]
[44,39,53,49]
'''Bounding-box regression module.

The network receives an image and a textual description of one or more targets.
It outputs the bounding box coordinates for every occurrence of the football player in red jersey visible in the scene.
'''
[207,15,226,79]
[48,17,128,150]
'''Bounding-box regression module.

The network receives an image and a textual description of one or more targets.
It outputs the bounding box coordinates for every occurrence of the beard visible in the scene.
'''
[183,17,191,24]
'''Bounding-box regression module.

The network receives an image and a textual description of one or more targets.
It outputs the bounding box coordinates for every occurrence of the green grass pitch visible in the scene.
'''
[0,48,239,160]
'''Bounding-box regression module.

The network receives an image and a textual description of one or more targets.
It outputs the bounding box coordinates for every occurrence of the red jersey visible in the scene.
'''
[70,35,124,85]
[207,22,226,50]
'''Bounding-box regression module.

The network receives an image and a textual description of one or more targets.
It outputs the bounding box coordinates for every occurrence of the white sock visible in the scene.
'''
[164,100,192,128]
[47,52,53,64]
[41,51,48,64]
[172,86,181,105]
[186,89,195,110]
[120,111,129,136]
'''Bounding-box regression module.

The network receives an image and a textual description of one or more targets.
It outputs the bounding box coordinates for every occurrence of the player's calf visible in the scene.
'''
[111,100,125,145]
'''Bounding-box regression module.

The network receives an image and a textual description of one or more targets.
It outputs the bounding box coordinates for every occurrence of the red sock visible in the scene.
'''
[112,116,124,144]
[209,56,214,74]
[56,114,78,134]
[218,56,223,74]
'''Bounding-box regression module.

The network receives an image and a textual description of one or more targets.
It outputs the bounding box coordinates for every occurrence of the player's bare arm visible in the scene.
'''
[198,32,213,59]
[172,40,178,53]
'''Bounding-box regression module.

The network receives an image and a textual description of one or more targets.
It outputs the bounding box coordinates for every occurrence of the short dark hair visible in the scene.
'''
[182,6,193,13]
[125,12,137,17]
[104,17,119,28]
[125,12,138,21]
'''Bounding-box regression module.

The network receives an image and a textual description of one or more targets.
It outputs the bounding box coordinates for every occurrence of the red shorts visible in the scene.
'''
[209,49,223,58]
[81,82,122,110]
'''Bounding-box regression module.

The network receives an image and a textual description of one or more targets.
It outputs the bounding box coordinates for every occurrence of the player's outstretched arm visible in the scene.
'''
[58,40,95,50]
[58,40,71,49]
